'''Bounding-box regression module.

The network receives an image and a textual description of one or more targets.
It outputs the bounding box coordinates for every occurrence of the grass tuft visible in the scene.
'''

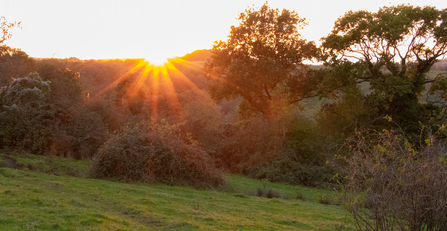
[317,193,333,205]
[296,192,306,201]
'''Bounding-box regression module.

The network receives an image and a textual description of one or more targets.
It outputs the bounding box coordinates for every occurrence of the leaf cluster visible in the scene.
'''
[0,16,22,45]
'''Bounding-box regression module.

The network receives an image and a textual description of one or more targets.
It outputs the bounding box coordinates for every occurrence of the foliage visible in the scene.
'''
[34,59,109,159]
[0,73,55,154]
[0,18,26,86]
[244,115,341,187]
[0,72,51,105]
[114,73,147,115]
[218,115,286,172]
[320,5,447,136]
[89,121,225,189]
[0,16,21,44]
[178,90,225,165]
[316,86,377,137]
[0,68,106,158]
[60,109,108,159]
[37,60,84,110]
[286,115,336,165]
[246,151,338,188]
[205,2,317,119]
[0,45,36,86]
[338,129,447,231]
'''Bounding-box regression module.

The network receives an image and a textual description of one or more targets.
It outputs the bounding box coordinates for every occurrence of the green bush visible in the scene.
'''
[245,148,339,188]
[0,45,36,87]
[0,73,55,154]
[88,121,225,189]
[243,115,342,188]
[63,109,108,159]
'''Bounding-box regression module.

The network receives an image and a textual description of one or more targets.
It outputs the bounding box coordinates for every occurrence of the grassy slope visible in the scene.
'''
[0,152,355,230]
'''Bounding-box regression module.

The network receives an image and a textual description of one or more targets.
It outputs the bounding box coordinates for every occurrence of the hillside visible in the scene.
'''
[0,151,355,230]
[180,49,212,62]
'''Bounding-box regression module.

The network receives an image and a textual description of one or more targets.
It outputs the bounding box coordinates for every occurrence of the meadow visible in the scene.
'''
[0,151,355,230]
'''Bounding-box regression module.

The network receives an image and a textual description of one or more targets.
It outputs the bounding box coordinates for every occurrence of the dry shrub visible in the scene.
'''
[88,120,225,189]
[338,129,447,231]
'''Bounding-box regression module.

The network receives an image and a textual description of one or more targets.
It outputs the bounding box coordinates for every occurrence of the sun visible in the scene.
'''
[145,56,168,66]
[141,51,170,66]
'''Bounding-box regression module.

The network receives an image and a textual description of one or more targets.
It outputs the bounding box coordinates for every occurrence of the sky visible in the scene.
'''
[1,0,446,61]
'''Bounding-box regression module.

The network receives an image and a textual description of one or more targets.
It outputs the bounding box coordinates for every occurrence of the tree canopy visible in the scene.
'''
[205,2,317,119]
[320,4,447,135]
[0,45,35,86]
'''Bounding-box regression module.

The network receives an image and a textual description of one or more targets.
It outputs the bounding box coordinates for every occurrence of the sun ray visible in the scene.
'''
[158,64,184,120]
[82,55,212,127]
[82,59,148,106]
[169,58,206,71]
[150,68,159,122]
[165,59,203,90]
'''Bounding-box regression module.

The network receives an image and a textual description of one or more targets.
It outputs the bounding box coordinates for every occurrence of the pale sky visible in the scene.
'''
[1,0,446,61]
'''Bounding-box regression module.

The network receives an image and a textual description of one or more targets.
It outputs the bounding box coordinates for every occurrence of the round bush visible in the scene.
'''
[89,125,225,189]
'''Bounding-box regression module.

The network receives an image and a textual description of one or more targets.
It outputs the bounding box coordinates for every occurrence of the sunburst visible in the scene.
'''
[145,56,168,66]
[84,55,210,124]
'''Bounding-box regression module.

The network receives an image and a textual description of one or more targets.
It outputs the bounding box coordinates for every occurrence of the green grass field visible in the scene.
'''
[0,151,356,230]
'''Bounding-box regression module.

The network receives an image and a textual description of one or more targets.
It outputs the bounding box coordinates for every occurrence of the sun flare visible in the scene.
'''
[144,55,169,66]
[86,55,207,125]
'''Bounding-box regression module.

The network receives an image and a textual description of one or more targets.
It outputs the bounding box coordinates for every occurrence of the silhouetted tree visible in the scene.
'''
[205,2,318,119]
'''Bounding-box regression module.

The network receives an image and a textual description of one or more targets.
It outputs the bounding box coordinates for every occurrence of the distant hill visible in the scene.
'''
[433,59,447,71]
[180,49,212,62]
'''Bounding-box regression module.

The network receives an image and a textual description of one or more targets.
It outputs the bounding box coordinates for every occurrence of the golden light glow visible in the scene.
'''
[85,57,212,122]
[144,56,168,66]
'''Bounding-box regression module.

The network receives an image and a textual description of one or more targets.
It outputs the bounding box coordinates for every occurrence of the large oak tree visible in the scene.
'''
[205,3,317,119]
